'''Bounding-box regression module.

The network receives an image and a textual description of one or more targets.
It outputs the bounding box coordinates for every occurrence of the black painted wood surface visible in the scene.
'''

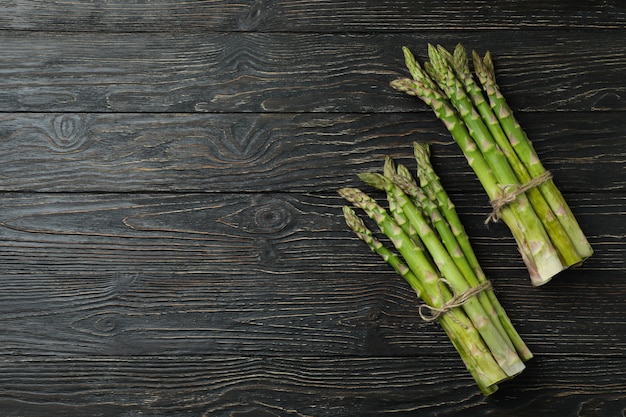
[0,2,624,416]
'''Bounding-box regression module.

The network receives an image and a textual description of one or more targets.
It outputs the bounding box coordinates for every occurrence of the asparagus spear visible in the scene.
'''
[425,45,565,280]
[444,43,583,268]
[390,158,518,353]
[340,190,513,390]
[339,187,449,308]
[342,205,504,394]
[472,50,593,261]
[339,146,539,392]
[346,178,525,377]
[411,142,533,361]
[385,156,425,247]
[393,163,515,351]
[391,47,565,285]
[342,205,424,296]
[390,78,553,285]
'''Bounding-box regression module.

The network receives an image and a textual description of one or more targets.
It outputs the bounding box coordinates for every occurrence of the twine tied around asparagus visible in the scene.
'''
[419,280,492,324]
[486,171,553,223]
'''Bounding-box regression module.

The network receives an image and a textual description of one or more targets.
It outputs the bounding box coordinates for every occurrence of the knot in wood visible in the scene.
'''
[92,313,119,335]
[253,202,291,233]
[49,114,88,151]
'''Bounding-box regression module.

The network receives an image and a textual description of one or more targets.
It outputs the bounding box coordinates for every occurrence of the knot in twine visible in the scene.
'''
[419,280,492,324]
[486,171,553,224]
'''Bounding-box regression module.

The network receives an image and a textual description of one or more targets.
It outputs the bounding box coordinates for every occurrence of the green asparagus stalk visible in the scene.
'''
[411,142,533,361]
[393,164,514,351]
[425,45,564,283]
[341,204,503,394]
[385,156,425,247]
[353,176,525,377]
[339,187,448,308]
[339,141,539,392]
[360,164,424,250]
[472,50,593,261]
[342,205,424,296]
[392,160,507,340]
[391,46,566,285]
[445,43,583,269]
[390,75,549,285]
[340,188,514,390]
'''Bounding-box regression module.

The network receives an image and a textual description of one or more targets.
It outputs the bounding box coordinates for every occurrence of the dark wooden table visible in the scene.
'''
[0,2,624,416]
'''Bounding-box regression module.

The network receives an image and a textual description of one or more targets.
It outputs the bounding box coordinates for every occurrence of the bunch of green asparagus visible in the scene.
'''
[390,44,592,286]
[339,142,532,395]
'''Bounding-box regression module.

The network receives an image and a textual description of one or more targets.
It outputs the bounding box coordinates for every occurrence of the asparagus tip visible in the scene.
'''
[452,43,469,72]
[342,205,366,233]
[413,141,431,163]
[390,78,418,95]
[436,44,454,64]
[383,155,397,179]
[358,172,389,191]
[337,187,359,202]
[395,163,413,182]
[471,50,482,73]
[483,51,495,76]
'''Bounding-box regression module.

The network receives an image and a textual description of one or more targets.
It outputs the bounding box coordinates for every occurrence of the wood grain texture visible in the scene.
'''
[0,356,624,417]
[0,0,625,414]
[0,31,623,113]
[0,0,624,32]
[0,112,623,193]
[0,192,622,358]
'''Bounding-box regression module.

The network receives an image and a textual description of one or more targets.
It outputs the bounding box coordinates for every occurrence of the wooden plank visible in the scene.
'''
[0,1,622,415]
[0,31,623,113]
[0,1,624,32]
[0,192,622,357]
[0,355,624,417]
[0,112,623,193]
[0,193,618,271]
